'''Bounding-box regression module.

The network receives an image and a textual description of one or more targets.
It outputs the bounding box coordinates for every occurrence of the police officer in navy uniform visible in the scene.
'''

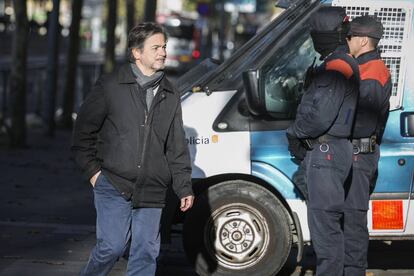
[344,16,392,276]
[286,6,359,275]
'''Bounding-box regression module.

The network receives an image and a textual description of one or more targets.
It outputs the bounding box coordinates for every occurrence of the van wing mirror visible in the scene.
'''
[242,69,266,116]
[401,112,414,137]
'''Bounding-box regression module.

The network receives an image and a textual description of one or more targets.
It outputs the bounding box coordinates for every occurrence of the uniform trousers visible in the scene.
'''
[343,148,380,276]
[305,139,353,276]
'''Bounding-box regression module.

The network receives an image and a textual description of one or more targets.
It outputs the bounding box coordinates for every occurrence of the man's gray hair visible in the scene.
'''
[127,22,168,63]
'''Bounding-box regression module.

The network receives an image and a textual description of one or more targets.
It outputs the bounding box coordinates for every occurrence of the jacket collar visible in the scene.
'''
[118,63,136,84]
[118,63,175,94]
[159,76,175,94]
[356,49,380,64]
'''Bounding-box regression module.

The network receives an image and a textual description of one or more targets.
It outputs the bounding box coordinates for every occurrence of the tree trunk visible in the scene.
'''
[144,0,157,22]
[126,0,135,33]
[125,0,135,61]
[61,0,83,128]
[9,0,28,147]
[104,0,117,73]
[44,0,61,136]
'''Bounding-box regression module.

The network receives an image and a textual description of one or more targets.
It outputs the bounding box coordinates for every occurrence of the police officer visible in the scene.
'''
[286,6,359,275]
[344,16,391,276]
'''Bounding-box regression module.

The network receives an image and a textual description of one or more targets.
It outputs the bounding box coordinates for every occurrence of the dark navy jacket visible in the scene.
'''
[353,50,391,142]
[287,48,359,139]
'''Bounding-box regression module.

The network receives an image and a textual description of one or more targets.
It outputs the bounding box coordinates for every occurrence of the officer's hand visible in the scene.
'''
[294,146,307,161]
[286,133,298,153]
[180,195,194,212]
[286,133,306,161]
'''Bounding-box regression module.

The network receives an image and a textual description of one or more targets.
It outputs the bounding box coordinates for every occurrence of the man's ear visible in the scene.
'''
[361,36,369,48]
[132,48,141,61]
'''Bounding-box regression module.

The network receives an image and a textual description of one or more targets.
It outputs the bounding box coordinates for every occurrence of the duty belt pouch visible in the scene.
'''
[354,136,376,154]
[359,138,371,153]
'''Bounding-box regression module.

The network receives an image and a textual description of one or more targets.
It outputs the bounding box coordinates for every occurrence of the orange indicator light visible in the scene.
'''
[372,200,403,230]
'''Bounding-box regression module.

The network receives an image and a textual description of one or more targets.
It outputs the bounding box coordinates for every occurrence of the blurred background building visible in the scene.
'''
[0,0,278,61]
[0,0,281,146]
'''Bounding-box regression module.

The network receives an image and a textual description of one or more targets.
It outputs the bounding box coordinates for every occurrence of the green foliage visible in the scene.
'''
[182,0,197,12]
[135,0,145,21]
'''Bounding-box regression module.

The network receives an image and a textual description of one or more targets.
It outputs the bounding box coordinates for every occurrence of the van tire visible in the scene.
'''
[183,180,292,276]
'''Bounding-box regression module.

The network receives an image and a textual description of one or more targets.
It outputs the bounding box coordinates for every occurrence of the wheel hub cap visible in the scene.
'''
[205,203,270,270]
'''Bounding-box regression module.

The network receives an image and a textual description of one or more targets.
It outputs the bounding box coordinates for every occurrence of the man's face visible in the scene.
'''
[346,35,366,57]
[133,33,167,76]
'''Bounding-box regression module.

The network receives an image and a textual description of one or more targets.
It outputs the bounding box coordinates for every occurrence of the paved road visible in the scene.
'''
[1,129,414,275]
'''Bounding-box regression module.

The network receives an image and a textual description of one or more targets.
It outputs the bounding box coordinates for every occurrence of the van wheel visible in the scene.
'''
[183,180,292,276]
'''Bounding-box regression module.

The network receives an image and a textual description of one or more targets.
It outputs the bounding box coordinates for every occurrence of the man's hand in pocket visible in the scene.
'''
[90,171,101,187]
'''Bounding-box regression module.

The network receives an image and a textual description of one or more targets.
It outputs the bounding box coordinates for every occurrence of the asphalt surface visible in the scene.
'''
[1,128,414,276]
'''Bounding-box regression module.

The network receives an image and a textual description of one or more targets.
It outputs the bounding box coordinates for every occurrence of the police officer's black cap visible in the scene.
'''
[349,15,384,39]
[309,6,349,32]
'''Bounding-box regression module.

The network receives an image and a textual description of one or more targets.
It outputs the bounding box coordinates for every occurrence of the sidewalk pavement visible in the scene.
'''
[0,129,196,276]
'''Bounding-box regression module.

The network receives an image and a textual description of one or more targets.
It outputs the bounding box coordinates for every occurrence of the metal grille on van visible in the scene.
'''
[332,0,413,110]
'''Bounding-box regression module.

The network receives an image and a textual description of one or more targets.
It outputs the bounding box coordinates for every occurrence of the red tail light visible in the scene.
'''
[192,50,200,59]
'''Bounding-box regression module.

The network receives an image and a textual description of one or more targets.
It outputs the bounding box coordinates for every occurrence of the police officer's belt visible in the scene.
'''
[352,135,377,154]
[316,134,347,144]
[302,134,347,150]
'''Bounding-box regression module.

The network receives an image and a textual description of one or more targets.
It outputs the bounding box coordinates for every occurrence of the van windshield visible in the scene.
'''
[261,26,320,119]
[196,0,322,94]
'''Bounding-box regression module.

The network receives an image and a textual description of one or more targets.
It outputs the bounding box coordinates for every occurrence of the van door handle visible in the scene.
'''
[400,112,414,137]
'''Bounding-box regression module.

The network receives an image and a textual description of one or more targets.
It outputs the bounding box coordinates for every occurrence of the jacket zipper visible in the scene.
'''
[138,91,167,168]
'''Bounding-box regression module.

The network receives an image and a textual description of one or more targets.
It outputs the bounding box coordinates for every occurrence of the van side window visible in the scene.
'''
[261,30,319,120]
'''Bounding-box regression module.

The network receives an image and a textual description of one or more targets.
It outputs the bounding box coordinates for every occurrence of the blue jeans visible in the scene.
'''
[80,173,162,276]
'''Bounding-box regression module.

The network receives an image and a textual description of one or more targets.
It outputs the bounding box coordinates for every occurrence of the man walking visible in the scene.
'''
[286,6,359,275]
[344,16,391,276]
[71,22,194,276]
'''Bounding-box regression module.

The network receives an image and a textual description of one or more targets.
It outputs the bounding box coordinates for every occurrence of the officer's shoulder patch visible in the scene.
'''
[359,59,390,87]
[325,59,354,80]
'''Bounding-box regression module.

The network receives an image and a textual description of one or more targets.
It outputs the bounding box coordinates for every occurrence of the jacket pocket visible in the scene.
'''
[145,128,171,184]
[145,142,171,187]
[101,138,138,180]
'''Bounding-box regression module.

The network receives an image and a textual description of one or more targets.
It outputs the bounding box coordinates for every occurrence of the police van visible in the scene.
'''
[174,0,414,275]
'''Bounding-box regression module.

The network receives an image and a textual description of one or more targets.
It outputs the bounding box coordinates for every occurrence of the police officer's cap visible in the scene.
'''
[349,15,384,39]
[309,6,349,32]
